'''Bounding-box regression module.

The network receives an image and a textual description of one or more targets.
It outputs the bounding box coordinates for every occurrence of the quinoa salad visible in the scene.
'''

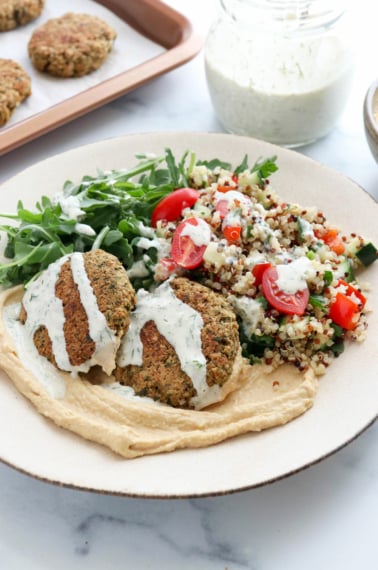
[0,149,377,380]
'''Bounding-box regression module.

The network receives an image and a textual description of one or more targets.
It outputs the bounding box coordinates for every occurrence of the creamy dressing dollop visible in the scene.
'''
[181,218,212,247]
[276,258,316,294]
[229,295,263,339]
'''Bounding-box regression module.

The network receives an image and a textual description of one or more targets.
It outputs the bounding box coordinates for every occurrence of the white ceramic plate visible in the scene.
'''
[0,132,377,498]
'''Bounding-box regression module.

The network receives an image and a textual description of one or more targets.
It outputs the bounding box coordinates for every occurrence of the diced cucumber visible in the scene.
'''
[356,242,377,266]
[334,256,355,282]
[203,242,226,271]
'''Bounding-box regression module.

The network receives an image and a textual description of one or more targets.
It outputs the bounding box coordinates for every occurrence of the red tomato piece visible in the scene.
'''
[155,257,179,281]
[329,292,360,330]
[252,262,272,286]
[151,188,199,227]
[223,225,241,243]
[261,266,309,315]
[337,279,366,307]
[215,199,229,219]
[171,218,209,269]
[217,174,238,193]
[315,228,345,255]
[217,184,234,193]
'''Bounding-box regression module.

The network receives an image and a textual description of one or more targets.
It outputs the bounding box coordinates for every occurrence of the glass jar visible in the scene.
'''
[204,0,354,147]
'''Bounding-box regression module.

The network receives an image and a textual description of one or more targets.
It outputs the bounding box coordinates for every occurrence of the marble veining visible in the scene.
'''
[0,1,377,568]
[0,423,377,569]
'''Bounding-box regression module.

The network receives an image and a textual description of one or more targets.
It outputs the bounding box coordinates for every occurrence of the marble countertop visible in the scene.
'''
[0,1,377,568]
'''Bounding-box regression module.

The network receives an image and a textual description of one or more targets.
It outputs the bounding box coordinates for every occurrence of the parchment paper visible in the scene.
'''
[0,0,166,128]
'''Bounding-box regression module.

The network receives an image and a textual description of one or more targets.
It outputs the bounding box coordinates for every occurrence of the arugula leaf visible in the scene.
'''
[234,154,249,175]
[197,158,232,171]
[164,148,181,187]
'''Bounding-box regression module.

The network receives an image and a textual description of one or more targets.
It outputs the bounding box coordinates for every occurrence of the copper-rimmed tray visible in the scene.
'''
[0,0,202,156]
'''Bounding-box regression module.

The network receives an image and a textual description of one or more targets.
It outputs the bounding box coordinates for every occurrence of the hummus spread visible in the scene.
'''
[0,285,317,459]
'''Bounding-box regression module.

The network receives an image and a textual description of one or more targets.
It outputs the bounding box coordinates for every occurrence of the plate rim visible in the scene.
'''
[0,130,377,498]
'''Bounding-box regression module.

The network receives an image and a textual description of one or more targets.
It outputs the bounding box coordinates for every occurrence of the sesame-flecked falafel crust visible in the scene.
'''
[20,250,136,370]
[0,58,31,126]
[27,12,117,78]
[114,277,241,409]
[0,0,44,31]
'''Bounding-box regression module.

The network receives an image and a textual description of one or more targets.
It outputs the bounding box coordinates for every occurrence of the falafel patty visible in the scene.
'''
[114,277,241,410]
[0,0,44,31]
[0,58,31,126]
[20,249,136,374]
[28,12,117,78]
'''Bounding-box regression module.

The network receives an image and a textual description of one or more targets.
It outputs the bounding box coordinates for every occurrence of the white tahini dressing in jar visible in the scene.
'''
[205,0,354,147]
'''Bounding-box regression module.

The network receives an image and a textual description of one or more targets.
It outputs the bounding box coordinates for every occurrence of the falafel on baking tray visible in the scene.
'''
[0,0,44,31]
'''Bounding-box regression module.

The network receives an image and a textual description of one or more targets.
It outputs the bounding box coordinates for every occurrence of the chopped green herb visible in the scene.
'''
[251,156,278,183]
[323,270,333,288]
[309,294,327,309]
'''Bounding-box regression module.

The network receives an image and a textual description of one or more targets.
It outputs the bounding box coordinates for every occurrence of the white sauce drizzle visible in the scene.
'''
[127,260,150,279]
[181,218,211,247]
[276,257,316,294]
[56,195,85,220]
[22,252,118,376]
[223,209,241,229]
[70,253,118,375]
[298,217,315,239]
[136,237,159,250]
[229,295,262,338]
[74,223,96,236]
[102,382,157,404]
[22,255,72,371]
[3,302,66,399]
[214,190,251,208]
[117,280,220,409]
[136,221,156,237]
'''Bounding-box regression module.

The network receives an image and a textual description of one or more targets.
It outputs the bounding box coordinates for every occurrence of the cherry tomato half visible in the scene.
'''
[252,262,272,287]
[151,188,199,227]
[171,217,210,269]
[261,266,309,315]
[154,257,179,281]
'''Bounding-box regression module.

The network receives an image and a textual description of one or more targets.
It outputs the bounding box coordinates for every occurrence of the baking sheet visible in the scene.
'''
[1,0,166,129]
